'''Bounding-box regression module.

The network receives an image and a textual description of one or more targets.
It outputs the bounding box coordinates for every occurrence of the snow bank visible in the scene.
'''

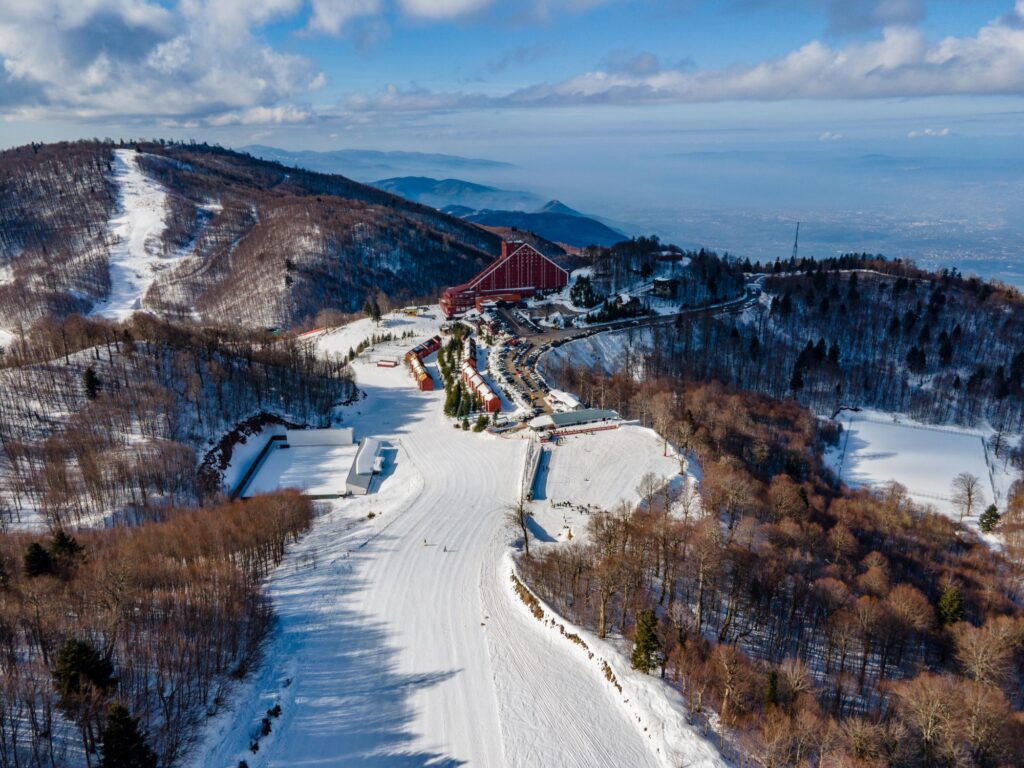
[503,553,729,768]
[221,424,286,493]
[93,150,179,320]
[541,327,653,379]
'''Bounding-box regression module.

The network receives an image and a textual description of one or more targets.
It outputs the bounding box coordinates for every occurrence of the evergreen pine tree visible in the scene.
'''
[937,584,966,626]
[23,542,54,577]
[789,363,804,392]
[99,703,157,768]
[53,639,116,710]
[83,366,101,399]
[50,529,84,568]
[765,670,779,708]
[979,504,1001,533]
[828,341,840,365]
[630,609,661,674]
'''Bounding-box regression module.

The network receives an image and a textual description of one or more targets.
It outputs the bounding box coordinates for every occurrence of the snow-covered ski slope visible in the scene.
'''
[93,149,172,320]
[191,345,726,767]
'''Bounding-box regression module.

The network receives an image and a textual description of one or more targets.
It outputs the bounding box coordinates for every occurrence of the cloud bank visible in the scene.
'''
[347,5,1024,113]
[0,1,1022,126]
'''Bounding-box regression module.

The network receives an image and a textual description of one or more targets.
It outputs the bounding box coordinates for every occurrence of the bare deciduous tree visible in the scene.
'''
[505,496,531,558]
[951,472,985,522]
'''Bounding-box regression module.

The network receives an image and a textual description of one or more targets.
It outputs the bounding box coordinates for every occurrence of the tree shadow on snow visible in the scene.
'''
[525,514,557,543]
[529,449,551,501]
[260,535,467,767]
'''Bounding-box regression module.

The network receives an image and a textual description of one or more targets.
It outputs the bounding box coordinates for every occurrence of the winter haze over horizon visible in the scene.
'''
[2,1,1023,279]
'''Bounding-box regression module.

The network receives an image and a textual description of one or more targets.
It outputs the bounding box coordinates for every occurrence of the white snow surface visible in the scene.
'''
[827,409,1012,527]
[222,424,287,493]
[313,309,444,362]
[541,326,653,378]
[530,426,682,543]
[189,327,725,767]
[93,149,176,320]
[243,443,358,498]
[0,328,13,350]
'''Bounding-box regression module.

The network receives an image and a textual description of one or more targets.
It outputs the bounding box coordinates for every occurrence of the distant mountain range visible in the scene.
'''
[235,147,634,248]
[372,176,629,248]
[239,145,510,182]
[371,176,543,212]
[453,207,627,249]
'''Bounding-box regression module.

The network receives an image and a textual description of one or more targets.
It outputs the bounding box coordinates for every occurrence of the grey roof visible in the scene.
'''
[549,408,619,428]
[346,437,381,493]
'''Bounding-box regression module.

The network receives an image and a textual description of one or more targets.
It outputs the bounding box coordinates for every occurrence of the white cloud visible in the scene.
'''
[207,105,312,126]
[0,0,321,123]
[308,0,382,34]
[3,1,1024,125]
[399,0,492,19]
[819,131,843,141]
[344,8,1024,113]
[907,127,950,139]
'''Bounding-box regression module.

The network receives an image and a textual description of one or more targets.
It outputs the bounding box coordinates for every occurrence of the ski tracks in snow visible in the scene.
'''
[189,358,714,767]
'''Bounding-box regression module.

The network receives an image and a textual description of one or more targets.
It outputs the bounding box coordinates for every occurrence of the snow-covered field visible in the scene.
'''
[313,309,444,362]
[828,410,1011,525]
[243,443,359,498]
[93,150,175,320]
[530,426,683,542]
[190,326,724,767]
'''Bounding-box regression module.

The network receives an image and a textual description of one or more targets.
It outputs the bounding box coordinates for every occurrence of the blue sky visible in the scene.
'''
[0,0,1021,149]
[1,1,1023,273]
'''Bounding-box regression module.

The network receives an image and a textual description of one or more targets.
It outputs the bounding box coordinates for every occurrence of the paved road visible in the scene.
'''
[495,280,763,412]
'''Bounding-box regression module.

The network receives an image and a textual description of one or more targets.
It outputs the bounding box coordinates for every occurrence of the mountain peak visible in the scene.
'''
[537,199,583,217]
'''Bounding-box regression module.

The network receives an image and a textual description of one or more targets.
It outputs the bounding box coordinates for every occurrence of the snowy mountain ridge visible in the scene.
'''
[0,141,502,331]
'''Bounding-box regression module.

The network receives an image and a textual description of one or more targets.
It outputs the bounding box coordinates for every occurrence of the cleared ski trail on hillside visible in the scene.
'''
[93,149,171,319]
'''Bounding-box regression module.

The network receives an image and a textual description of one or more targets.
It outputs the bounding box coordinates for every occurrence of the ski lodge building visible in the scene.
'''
[440,241,569,318]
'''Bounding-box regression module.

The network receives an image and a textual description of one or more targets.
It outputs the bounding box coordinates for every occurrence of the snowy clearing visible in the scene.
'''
[313,309,444,362]
[189,324,724,767]
[828,410,1010,527]
[93,149,175,320]
[530,425,683,542]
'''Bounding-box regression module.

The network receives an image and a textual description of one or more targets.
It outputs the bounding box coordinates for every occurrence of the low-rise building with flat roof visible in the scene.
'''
[529,408,619,432]
[346,437,383,495]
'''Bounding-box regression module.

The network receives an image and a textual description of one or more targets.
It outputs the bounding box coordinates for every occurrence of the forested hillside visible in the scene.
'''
[582,237,746,308]
[529,371,1024,765]
[0,314,352,529]
[0,491,314,766]
[0,141,501,331]
[621,258,1024,433]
